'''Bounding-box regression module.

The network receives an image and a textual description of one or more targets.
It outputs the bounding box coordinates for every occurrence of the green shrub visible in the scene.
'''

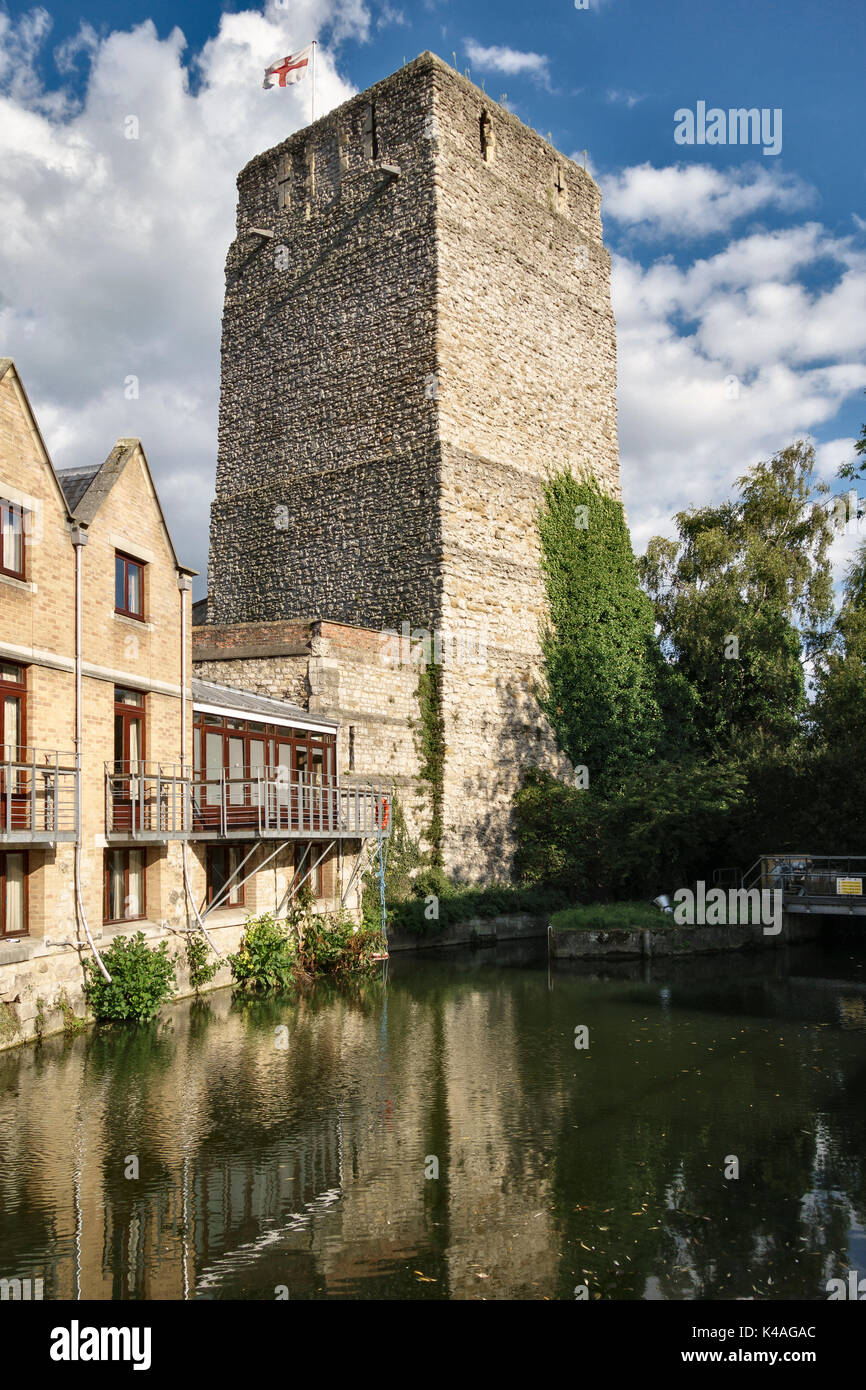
[184,933,220,993]
[229,913,298,993]
[83,932,178,1023]
[300,911,387,977]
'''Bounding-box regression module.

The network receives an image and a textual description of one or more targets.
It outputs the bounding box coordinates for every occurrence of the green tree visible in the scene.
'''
[640,442,834,756]
[812,543,866,748]
[838,393,866,482]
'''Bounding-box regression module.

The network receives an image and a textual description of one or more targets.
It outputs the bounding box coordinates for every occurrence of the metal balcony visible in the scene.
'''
[0,747,78,844]
[743,854,866,915]
[188,770,392,840]
[105,762,192,840]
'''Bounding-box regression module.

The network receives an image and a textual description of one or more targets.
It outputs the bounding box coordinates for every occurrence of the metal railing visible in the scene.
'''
[0,746,78,842]
[744,855,866,902]
[105,761,192,838]
[189,769,391,839]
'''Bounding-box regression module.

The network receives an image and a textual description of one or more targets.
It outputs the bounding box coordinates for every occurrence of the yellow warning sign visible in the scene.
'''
[836,878,863,896]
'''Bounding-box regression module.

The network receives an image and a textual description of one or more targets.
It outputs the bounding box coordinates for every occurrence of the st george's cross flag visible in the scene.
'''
[263,46,313,90]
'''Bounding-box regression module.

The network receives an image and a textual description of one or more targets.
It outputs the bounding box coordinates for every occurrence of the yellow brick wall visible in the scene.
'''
[2,368,359,981]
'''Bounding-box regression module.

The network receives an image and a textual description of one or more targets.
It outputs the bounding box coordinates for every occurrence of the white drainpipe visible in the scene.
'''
[71,524,110,982]
[178,575,220,955]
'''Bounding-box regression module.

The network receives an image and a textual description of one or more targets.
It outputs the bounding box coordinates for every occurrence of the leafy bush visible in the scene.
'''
[229,905,385,991]
[299,911,387,976]
[83,932,178,1023]
[184,932,220,993]
[228,913,298,993]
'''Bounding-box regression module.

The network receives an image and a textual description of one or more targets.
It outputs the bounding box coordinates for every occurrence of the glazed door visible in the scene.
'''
[113,689,144,832]
[0,664,25,831]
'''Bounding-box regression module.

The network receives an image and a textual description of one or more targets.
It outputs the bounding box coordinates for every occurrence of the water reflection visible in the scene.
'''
[0,943,864,1300]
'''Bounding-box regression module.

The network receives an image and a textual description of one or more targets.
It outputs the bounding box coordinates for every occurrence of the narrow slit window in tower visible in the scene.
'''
[479,111,495,162]
[363,102,379,161]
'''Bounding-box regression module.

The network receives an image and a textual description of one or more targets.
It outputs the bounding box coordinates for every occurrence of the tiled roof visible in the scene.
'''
[56,465,100,512]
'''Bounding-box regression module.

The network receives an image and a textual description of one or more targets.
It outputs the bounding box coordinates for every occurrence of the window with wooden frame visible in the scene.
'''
[206,844,247,908]
[115,551,144,620]
[291,844,324,898]
[311,850,324,898]
[0,499,26,580]
[104,848,145,924]
[114,687,144,772]
[193,714,335,784]
[0,662,26,762]
[0,851,27,937]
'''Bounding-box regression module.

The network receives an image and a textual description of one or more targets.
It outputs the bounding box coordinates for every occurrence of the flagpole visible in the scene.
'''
[311,40,317,124]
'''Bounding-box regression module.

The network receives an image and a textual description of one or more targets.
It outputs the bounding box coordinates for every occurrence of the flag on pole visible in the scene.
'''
[263,45,313,90]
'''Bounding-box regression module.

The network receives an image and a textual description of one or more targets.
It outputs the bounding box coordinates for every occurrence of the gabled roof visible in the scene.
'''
[192,678,338,731]
[0,357,74,519]
[2,359,196,577]
[56,438,195,576]
[56,464,100,512]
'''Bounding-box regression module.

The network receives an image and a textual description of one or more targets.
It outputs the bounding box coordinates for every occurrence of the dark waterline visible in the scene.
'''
[1,939,865,1300]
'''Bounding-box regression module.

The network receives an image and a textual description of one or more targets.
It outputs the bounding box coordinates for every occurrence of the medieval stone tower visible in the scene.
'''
[204,52,620,880]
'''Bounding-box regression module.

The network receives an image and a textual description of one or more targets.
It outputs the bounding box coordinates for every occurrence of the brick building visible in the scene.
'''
[0,359,388,1048]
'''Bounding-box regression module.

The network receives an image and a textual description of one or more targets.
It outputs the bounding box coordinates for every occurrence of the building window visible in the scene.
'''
[0,500,26,579]
[104,848,146,923]
[206,845,246,907]
[348,725,355,771]
[304,843,330,898]
[0,851,27,937]
[115,551,144,619]
[0,662,26,762]
[114,687,144,772]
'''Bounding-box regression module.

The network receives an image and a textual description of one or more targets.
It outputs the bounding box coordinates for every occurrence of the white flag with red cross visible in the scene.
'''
[263,46,313,90]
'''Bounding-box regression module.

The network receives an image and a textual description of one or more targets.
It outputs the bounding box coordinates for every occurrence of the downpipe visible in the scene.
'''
[72,526,110,982]
[178,574,221,957]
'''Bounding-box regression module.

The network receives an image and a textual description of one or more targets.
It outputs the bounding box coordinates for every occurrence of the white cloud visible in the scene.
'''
[611,224,866,578]
[606,89,643,108]
[602,162,814,240]
[0,1,367,585]
[376,3,409,27]
[463,40,550,86]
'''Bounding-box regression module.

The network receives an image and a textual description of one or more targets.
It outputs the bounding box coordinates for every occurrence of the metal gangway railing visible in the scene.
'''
[105,761,192,838]
[188,769,391,839]
[743,855,866,912]
[0,746,78,842]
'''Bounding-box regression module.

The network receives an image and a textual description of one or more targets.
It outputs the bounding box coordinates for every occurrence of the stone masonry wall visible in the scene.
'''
[429,64,620,877]
[205,53,621,881]
[209,58,443,631]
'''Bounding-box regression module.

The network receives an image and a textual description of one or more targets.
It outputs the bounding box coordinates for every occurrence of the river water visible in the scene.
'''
[1,940,864,1300]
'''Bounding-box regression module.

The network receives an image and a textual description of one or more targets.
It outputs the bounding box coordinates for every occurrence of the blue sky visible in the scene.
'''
[1,0,864,593]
